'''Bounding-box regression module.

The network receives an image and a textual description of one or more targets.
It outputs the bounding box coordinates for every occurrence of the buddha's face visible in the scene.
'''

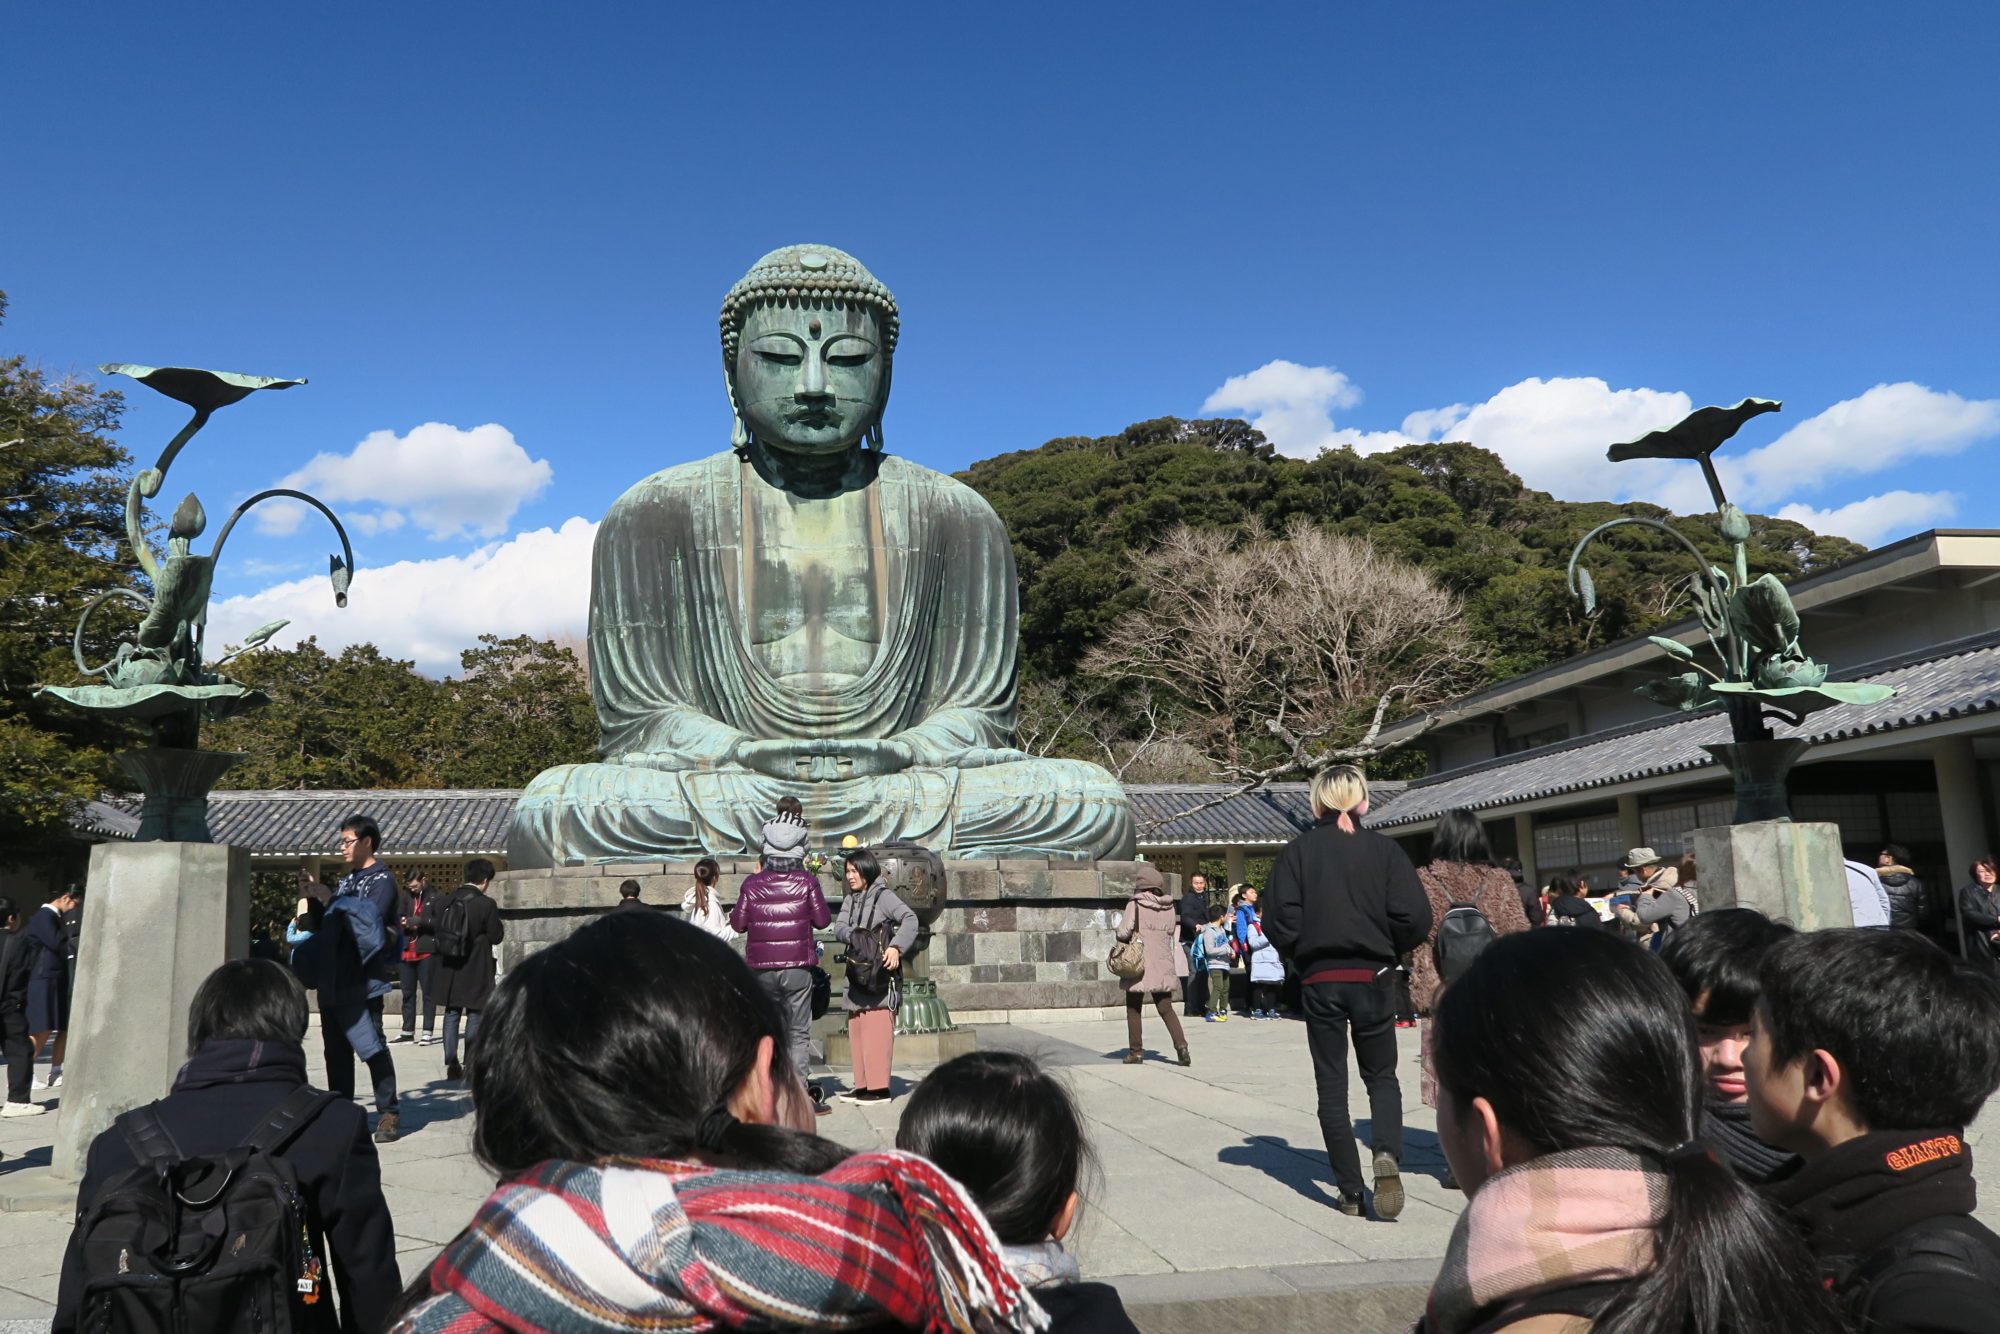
[734,302,886,455]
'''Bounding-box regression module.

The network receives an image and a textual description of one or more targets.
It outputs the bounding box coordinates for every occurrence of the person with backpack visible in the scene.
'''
[1620,847,1694,947]
[731,808,833,1112]
[1266,765,1432,1220]
[1748,928,2000,1332]
[300,815,402,1143]
[1194,901,1235,1022]
[1413,929,1847,1334]
[1409,809,1530,1165]
[832,847,918,1103]
[1244,908,1285,1019]
[54,958,399,1334]
[1231,885,1260,1015]
[431,858,505,1083]
[393,872,438,1046]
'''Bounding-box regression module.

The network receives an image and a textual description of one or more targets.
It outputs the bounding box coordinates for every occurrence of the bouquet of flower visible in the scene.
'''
[803,850,830,874]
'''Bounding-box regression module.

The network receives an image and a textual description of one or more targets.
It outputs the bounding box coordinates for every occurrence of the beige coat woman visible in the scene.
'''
[1115,865,1192,1065]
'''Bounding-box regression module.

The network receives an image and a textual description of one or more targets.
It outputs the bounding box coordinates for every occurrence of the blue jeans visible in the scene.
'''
[321,994,398,1113]
[444,1007,480,1067]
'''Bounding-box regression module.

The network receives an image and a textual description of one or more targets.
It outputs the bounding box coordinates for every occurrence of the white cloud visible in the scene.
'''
[1436,377,1696,503]
[1726,383,2000,505]
[1775,490,1960,547]
[208,516,596,675]
[1200,360,1365,457]
[254,422,552,541]
[347,510,406,537]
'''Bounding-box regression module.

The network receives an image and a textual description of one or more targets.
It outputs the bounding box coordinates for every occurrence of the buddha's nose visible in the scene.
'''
[798,353,829,400]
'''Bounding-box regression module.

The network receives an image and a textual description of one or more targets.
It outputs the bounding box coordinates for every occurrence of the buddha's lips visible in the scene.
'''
[787,406,841,428]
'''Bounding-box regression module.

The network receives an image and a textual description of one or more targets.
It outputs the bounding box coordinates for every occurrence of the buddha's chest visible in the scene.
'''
[738,487,884,682]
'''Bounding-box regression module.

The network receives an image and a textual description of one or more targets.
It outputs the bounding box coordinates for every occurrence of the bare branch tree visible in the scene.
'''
[1085,518,1486,830]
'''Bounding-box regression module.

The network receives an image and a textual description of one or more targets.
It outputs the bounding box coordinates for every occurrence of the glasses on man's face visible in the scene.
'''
[338,835,361,848]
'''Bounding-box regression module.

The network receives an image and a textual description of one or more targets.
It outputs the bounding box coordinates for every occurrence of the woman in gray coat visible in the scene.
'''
[833,848,918,1103]
[1116,863,1190,1066]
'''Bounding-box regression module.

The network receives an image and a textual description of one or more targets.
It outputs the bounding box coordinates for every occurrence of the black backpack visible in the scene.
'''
[1433,893,1500,986]
[433,887,474,964]
[75,1085,335,1334]
[1845,1214,2000,1326]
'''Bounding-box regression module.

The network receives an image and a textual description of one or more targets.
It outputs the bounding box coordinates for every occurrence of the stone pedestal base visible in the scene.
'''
[52,841,250,1181]
[824,1024,979,1070]
[1690,820,1854,930]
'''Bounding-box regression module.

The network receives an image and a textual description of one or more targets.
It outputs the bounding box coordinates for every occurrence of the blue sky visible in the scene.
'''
[11,4,1998,671]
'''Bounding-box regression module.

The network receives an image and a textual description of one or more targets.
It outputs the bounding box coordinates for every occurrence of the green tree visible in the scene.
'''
[209,638,444,789]
[0,293,141,853]
[428,634,595,787]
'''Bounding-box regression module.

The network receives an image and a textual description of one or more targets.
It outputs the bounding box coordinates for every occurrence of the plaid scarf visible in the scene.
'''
[395,1151,1048,1334]
[1421,1147,1664,1334]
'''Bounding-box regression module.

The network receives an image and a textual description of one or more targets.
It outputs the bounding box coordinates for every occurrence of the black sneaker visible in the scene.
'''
[445,1061,464,1081]
[1334,1190,1364,1217]
[391,1032,415,1044]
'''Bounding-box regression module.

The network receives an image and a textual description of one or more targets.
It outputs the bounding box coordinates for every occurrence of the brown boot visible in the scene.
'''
[1176,1046,1192,1067]
[373,1110,401,1144]
[1122,1049,1144,1065]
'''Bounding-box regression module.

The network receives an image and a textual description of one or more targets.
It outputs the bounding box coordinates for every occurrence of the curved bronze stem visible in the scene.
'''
[1567,515,1742,674]
[197,488,356,658]
[125,408,212,582]
[72,587,151,677]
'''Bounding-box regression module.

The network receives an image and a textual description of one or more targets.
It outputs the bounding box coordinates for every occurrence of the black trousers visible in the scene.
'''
[2,1009,29,1103]
[397,956,437,1035]
[1302,977,1403,1197]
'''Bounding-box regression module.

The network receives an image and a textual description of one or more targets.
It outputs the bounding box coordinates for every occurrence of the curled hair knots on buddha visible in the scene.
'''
[470,911,847,1179]
[1433,931,1845,1334]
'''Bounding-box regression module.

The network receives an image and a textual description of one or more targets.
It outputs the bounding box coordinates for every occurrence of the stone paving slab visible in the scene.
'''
[7,1011,1997,1329]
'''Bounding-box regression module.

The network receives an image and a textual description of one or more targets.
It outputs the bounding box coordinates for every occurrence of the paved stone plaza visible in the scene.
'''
[6,1013,1998,1333]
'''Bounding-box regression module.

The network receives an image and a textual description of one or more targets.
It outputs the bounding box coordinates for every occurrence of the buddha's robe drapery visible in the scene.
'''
[507,452,1135,866]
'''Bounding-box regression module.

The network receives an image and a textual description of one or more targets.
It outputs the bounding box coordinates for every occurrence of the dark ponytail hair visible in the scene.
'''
[469,911,848,1179]
[896,1051,1089,1245]
[1433,930,1844,1334]
[693,856,720,914]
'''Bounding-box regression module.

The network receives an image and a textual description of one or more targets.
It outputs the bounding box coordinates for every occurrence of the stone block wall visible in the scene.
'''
[490,857,1175,1013]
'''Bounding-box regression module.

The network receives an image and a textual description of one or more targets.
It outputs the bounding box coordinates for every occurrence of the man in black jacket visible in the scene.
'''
[433,857,506,1082]
[1178,872,1211,1017]
[1747,928,2000,1332]
[1266,766,1431,1220]
[0,896,35,1121]
[54,958,399,1334]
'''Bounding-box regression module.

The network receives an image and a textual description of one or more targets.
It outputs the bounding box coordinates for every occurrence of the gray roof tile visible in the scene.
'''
[1369,629,2000,829]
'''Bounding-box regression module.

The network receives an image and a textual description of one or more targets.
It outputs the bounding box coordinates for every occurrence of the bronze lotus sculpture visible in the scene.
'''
[1569,399,1895,821]
[40,365,353,839]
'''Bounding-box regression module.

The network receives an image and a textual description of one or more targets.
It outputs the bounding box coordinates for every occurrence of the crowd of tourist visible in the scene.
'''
[25,774,2000,1334]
